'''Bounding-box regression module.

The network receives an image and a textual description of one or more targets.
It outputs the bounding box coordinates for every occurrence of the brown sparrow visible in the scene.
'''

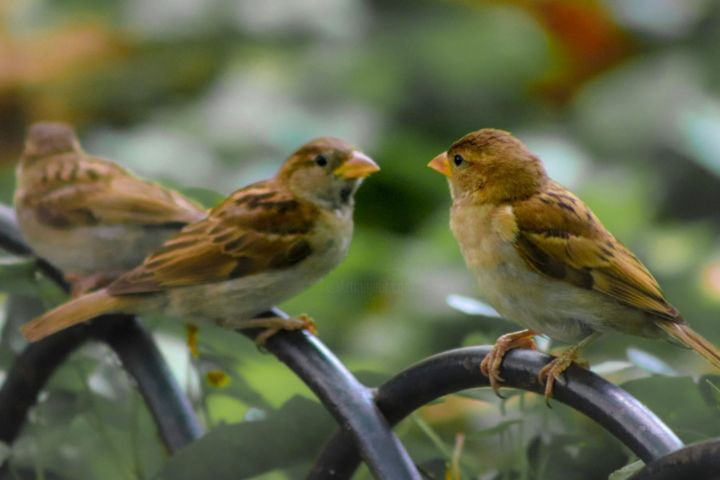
[429,128,720,399]
[14,122,206,295]
[21,137,379,343]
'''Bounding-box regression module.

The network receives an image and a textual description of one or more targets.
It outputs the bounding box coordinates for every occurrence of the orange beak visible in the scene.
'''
[333,151,380,179]
[427,152,451,177]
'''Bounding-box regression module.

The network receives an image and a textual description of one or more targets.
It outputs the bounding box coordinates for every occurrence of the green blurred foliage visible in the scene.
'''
[2,0,720,478]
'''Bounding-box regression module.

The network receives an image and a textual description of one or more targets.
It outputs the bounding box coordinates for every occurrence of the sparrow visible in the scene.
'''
[428,128,720,399]
[14,122,206,295]
[20,137,380,343]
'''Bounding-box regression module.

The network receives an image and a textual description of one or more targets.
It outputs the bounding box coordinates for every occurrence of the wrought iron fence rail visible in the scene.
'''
[0,321,89,446]
[246,312,419,480]
[308,347,684,479]
[631,439,720,479]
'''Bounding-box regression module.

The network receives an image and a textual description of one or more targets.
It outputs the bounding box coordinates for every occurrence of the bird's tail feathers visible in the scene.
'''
[21,289,135,342]
[658,321,720,371]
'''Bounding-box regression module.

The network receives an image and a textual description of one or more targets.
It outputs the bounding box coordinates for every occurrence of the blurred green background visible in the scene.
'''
[2,0,720,478]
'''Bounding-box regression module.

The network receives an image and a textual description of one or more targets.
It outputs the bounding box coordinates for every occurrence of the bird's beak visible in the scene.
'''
[333,151,380,179]
[427,152,451,177]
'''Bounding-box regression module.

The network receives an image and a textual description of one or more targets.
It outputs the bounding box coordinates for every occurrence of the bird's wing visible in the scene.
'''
[107,181,318,294]
[29,155,205,228]
[507,182,679,320]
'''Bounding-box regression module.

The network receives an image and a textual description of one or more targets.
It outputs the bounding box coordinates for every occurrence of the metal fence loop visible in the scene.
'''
[630,439,720,480]
[309,346,684,479]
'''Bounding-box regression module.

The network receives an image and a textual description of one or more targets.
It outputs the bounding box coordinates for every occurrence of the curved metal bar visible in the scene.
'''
[309,346,684,479]
[631,439,720,480]
[244,309,421,480]
[0,205,203,453]
[0,324,91,444]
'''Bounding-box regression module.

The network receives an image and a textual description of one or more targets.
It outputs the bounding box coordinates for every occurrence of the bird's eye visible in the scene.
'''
[314,154,328,167]
[453,154,464,166]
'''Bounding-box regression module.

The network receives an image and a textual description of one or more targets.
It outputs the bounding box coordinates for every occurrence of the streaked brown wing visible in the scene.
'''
[26,155,205,228]
[107,181,317,294]
[511,182,678,321]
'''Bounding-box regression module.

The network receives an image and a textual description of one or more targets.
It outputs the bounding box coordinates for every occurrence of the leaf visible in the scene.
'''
[626,347,679,376]
[526,434,627,480]
[697,375,720,411]
[621,376,720,440]
[353,370,391,388]
[471,418,523,437]
[411,414,452,459]
[608,460,645,480]
[206,370,231,388]
[446,294,501,318]
[0,441,10,466]
[0,257,66,306]
[158,396,334,479]
[535,335,552,352]
[1,294,47,351]
[0,257,40,295]
[590,360,634,375]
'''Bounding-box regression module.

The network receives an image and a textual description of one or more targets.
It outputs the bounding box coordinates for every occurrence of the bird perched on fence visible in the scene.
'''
[14,122,206,296]
[428,128,720,399]
[21,137,380,343]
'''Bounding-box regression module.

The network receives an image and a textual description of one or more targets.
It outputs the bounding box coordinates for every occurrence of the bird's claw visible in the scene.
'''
[537,349,578,406]
[480,330,537,398]
[479,349,507,398]
[238,314,318,350]
[254,330,277,352]
[296,313,318,335]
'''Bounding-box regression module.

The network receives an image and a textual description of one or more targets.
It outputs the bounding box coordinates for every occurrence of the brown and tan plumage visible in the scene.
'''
[21,137,379,343]
[429,128,720,399]
[14,122,206,293]
[108,182,318,293]
[511,182,678,321]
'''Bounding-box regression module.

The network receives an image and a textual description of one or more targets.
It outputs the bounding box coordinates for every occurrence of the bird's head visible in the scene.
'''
[428,129,547,204]
[21,122,82,165]
[278,137,380,209]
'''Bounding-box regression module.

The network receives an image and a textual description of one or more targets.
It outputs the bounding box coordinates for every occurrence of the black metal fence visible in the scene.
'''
[0,203,718,479]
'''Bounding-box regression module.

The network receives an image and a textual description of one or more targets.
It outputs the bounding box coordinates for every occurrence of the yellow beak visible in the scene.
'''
[427,152,451,177]
[333,151,380,179]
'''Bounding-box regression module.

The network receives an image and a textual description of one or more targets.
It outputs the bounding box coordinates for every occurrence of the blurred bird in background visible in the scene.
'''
[14,122,206,296]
